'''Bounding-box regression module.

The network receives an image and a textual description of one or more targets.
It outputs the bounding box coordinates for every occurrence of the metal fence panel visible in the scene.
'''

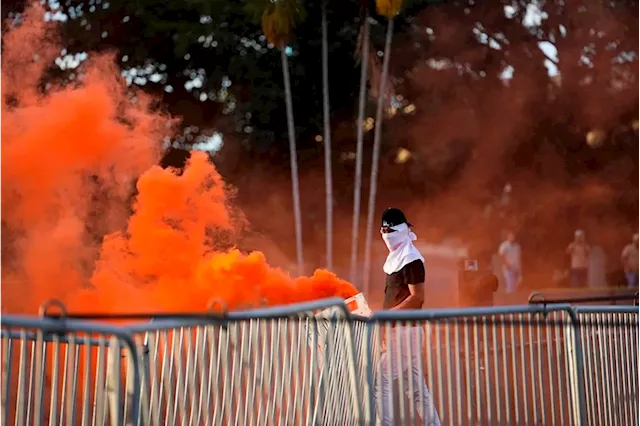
[575,306,639,426]
[310,313,373,426]
[0,315,140,426]
[311,294,377,425]
[351,316,380,424]
[369,305,588,426]
[110,297,365,426]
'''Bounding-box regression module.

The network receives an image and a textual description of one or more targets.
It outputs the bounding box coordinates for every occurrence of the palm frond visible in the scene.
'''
[246,0,306,47]
[244,0,306,27]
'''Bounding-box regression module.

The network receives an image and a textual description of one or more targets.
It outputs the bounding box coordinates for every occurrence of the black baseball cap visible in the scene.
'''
[381,207,413,228]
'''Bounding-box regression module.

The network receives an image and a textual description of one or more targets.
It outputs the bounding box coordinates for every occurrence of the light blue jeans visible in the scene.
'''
[626,271,639,288]
[375,326,441,426]
[502,266,521,293]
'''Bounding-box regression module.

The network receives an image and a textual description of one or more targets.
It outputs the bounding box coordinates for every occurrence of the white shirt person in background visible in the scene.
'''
[621,233,639,288]
[566,229,590,288]
[498,231,522,293]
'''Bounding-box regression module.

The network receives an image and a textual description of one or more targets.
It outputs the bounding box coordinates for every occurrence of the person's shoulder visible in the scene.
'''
[401,259,425,278]
[403,259,424,270]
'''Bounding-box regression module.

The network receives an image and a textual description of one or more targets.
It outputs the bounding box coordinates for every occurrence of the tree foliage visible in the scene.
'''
[1,0,449,156]
[246,0,306,48]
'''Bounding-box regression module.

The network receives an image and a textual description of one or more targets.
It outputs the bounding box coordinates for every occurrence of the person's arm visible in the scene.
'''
[566,243,574,255]
[622,246,630,270]
[391,284,424,310]
[498,243,508,266]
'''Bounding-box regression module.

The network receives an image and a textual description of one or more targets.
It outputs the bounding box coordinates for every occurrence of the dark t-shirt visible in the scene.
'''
[383,259,426,310]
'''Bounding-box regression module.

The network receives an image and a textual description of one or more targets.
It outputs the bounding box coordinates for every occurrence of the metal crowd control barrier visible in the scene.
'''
[575,306,639,426]
[369,304,639,426]
[2,299,637,426]
[121,297,365,426]
[1,314,141,426]
[0,297,365,426]
[370,305,580,426]
[310,310,376,426]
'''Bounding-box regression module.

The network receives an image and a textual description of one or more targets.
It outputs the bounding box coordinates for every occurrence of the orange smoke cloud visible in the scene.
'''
[1,4,357,315]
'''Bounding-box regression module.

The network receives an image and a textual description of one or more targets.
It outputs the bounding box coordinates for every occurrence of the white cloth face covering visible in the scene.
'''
[381,223,425,274]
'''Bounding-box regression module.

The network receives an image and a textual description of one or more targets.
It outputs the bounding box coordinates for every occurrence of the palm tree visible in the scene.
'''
[252,0,306,276]
[321,0,333,271]
[349,1,371,285]
[361,0,401,296]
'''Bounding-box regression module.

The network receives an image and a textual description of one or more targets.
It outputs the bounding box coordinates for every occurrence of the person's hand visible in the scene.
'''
[379,328,387,353]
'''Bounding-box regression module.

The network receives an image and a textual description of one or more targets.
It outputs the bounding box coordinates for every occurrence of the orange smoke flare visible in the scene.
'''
[1,4,358,316]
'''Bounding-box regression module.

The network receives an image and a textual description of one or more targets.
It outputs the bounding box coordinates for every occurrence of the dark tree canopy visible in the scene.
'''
[2,0,439,156]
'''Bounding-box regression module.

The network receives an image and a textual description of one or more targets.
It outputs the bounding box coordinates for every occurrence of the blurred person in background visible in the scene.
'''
[621,234,639,288]
[498,231,522,293]
[376,208,441,426]
[566,229,590,288]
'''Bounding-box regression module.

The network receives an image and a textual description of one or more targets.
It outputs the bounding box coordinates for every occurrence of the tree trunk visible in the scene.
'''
[281,48,304,276]
[350,12,370,286]
[362,18,394,296]
[322,1,333,271]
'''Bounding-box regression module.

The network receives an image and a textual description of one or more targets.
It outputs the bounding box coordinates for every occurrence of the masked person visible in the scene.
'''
[375,208,441,426]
